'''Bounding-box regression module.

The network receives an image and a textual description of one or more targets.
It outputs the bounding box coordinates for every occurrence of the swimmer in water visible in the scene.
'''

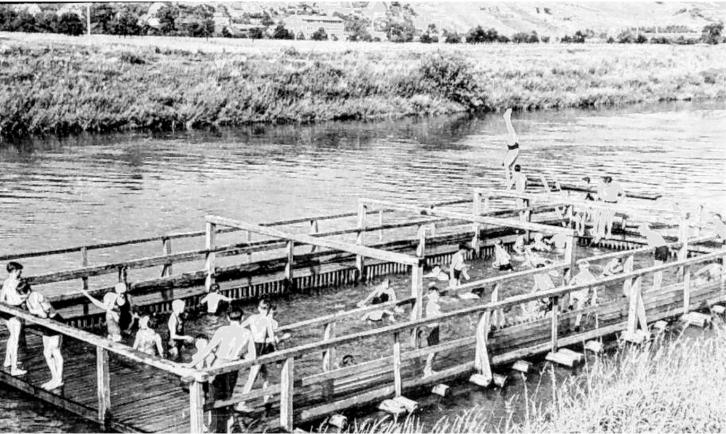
[502,108,520,187]
[492,239,513,271]
[513,231,526,255]
[548,232,569,251]
[200,283,233,315]
[133,315,164,357]
[450,243,472,287]
[358,279,401,322]
[168,299,194,359]
[531,233,551,252]
[600,257,624,278]
[424,265,450,282]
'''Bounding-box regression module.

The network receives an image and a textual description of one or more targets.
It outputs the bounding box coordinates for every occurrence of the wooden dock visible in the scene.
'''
[0,187,722,433]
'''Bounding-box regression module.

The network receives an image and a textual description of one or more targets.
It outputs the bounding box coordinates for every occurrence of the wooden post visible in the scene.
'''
[416,225,426,258]
[491,283,503,329]
[189,380,205,434]
[81,246,89,290]
[550,296,559,352]
[472,191,482,254]
[285,241,295,291]
[161,237,173,277]
[96,347,110,428]
[378,209,384,242]
[309,220,319,253]
[280,357,295,432]
[474,310,493,382]
[562,234,577,327]
[622,255,634,297]
[683,264,691,315]
[410,261,423,346]
[86,4,91,36]
[520,198,531,241]
[393,332,402,397]
[627,276,642,334]
[355,203,367,281]
[205,222,216,292]
[322,322,335,398]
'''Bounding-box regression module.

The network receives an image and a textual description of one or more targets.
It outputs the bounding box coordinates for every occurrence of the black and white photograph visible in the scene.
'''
[1,0,725,432]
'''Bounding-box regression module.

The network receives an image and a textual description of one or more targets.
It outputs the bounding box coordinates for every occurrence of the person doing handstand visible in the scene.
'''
[502,108,521,187]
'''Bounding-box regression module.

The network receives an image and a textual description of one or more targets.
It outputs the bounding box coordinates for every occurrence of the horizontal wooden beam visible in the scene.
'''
[0,303,202,381]
[525,177,662,200]
[360,198,574,235]
[206,215,420,266]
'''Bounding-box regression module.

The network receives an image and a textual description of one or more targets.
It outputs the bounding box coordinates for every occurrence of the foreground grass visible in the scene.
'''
[2,32,726,140]
[351,327,726,433]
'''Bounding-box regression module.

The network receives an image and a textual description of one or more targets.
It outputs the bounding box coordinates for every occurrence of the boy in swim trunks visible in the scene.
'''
[423,286,443,377]
[1,262,28,376]
[449,243,471,287]
[240,298,278,410]
[492,240,513,271]
[200,283,233,315]
[639,223,669,292]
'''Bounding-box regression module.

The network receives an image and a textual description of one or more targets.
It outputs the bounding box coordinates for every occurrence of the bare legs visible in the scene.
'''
[502,108,519,185]
[4,318,25,376]
[41,336,63,389]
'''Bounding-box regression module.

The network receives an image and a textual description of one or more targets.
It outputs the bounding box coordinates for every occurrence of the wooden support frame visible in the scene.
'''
[285,241,295,291]
[393,332,402,397]
[205,222,216,292]
[683,264,691,315]
[189,380,205,434]
[321,322,336,399]
[280,357,295,431]
[96,347,111,429]
[161,237,173,277]
[472,190,483,252]
[356,203,367,281]
[81,246,89,290]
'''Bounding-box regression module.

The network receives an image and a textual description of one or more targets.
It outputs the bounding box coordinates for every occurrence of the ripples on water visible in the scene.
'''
[0,101,725,431]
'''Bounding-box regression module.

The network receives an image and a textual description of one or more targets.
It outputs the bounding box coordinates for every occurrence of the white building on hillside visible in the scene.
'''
[284,15,345,39]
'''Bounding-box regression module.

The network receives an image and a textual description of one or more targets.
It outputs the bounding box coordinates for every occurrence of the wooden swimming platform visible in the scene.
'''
[0,186,722,432]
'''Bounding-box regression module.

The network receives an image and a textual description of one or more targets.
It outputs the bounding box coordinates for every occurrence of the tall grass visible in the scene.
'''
[349,327,726,433]
[2,34,726,140]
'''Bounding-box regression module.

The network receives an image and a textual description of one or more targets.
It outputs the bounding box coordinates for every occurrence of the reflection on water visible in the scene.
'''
[0,101,725,430]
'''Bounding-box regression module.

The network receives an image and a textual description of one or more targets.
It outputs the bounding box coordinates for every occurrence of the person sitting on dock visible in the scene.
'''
[513,232,526,255]
[1,262,28,376]
[547,232,569,251]
[187,308,255,430]
[133,315,164,357]
[639,223,669,292]
[168,299,194,359]
[492,240,513,271]
[18,279,64,389]
[502,108,520,187]
[449,243,471,287]
[423,286,443,377]
[80,282,136,342]
[569,261,598,332]
[200,283,233,315]
[424,265,449,282]
[530,233,551,252]
[508,164,527,193]
[600,257,624,278]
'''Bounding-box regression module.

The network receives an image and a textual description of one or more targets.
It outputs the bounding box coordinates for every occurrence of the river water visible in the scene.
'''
[0,101,725,431]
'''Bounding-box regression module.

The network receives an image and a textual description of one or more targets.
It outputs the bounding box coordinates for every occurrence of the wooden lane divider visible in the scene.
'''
[525,176,662,201]
[360,198,575,236]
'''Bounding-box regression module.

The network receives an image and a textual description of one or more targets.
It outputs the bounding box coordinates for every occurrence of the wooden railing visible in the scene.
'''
[193,244,726,431]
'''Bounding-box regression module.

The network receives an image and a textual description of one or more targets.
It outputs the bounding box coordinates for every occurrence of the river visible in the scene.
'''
[0,101,724,431]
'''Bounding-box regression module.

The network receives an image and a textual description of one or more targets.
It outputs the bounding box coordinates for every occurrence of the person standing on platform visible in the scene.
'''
[449,243,471,287]
[187,309,255,433]
[1,262,28,376]
[168,299,194,359]
[20,280,65,389]
[423,286,443,377]
[508,164,527,192]
[238,298,277,412]
[597,176,625,239]
[639,223,669,292]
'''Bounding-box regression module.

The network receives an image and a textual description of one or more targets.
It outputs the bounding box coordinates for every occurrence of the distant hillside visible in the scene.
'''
[221,1,726,37]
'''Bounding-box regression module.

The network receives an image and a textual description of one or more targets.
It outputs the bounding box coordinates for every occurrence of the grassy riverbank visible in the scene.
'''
[2,32,726,140]
[351,327,726,433]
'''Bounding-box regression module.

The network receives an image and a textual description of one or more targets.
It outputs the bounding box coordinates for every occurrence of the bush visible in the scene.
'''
[443,31,461,43]
[466,25,499,43]
[272,23,293,40]
[512,31,539,43]
[702,22,723,44]
[296,31,305,40]
[310,27,328,41]
[561,30,587,43]
[419,32,437,43]
[417,53,481,108]
[650,36,672,44]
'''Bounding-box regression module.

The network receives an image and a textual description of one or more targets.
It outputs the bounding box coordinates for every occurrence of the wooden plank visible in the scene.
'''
[206,215,419,266]
[96,347,111,428]
[393,332,402,397]
[205,222,216,292]
[280,357,294,432]
[189,381,205,434]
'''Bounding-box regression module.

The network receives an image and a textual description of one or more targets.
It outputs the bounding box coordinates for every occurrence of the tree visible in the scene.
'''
[110,9,141,36]
[296,31,305,40]
[561,30,586,43]
[249,27,264,39]
[343,15,371,41]
[91,4,116,34]
[702,22,723,44]
[261,12,274,27]
[11,11,36,32]
[466,25,499,43]
[443,30,461,43]
[0,7,18,31]
[383,20,415,42]
[310,27,328,41]
[35,11,59,33]
[419,32,437,43]
[156,4,178,34]
[56,13,84,36]
[272,23,293,39]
